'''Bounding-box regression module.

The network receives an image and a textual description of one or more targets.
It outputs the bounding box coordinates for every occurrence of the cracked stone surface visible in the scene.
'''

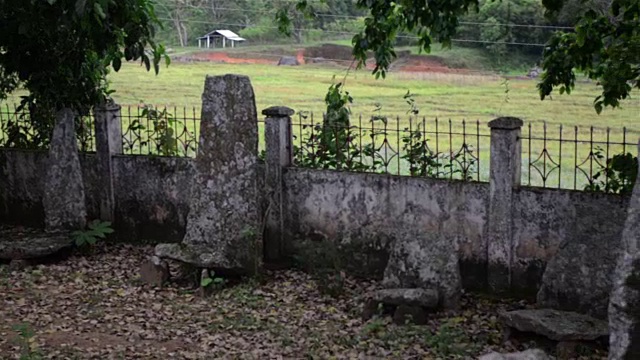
[499,309,608,342]
[43,108,87,232]
[382,227,461,310]
[155,75,260,274]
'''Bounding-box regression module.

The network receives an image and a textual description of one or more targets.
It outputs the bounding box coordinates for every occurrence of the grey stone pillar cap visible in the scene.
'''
[262,106,295,117]
[488,117,523,130]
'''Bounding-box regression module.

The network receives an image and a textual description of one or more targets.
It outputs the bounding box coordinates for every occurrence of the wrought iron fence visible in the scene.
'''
[120,105,200,157]
[0,103,95,152]
[291,112,491,182]
[521,122,639,193]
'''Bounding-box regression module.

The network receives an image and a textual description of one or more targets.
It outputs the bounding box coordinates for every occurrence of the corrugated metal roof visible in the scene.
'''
[198,30,246,41]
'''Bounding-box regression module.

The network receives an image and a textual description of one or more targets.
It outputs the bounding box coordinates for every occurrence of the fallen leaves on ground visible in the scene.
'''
[0,244,607,359]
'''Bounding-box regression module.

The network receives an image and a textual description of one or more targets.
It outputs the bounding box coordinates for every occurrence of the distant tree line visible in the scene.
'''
[153,0,366,46]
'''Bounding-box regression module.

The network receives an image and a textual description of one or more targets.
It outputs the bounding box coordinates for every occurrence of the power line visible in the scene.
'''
[157,18,548,47]
[176,4,574,30]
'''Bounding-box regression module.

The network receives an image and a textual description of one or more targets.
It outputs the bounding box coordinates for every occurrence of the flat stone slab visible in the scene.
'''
[371,288,439,308]
[500,309,608,342]
[479,349,550,360]
[155,243,245,273]
[0,226,72,260]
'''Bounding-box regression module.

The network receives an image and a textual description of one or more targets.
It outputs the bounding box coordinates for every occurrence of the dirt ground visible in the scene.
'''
[176,44,464,74]
[0,244,607,359]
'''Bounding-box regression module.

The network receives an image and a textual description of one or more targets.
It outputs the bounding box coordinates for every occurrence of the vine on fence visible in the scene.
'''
[585,147,638,195]
[1,104,54,149]
[293,84,476,180]
[1,104,94,150]
[125,105,196,157]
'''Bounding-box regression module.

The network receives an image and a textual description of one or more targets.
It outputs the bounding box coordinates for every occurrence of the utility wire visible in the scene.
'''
[158,18,548,47]
[176,4,574,30]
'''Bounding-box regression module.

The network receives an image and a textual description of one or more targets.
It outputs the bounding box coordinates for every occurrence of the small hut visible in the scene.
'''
[197,30,246,49]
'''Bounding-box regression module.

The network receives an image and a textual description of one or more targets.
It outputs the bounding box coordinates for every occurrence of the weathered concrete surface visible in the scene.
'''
[0,149,47,226]
[43,109,87,231]
[500,309,608,342]
[609,146,640,360]
[383,227,462,309]
[478,349,550,360]
[94,104,123,222]
[521,188,629,315]
[156,75,261,274]
[263,106,294,263]
[0,150,101,227]
[487,117,522,292]
[79,154,101,221]
[283,168,489,288]
[113,156,195,244]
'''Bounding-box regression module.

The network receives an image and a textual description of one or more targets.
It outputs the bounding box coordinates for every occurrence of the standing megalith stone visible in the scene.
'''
[608,142,640,360]
[536,226,624,319]
[382,227,462,310]
[155,74,260,275]
[43,108,87,232]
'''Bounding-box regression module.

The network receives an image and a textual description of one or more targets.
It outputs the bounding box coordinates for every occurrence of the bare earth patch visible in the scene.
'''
[0,244,607,359]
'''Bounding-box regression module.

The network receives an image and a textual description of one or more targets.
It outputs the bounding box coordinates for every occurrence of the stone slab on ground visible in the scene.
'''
[362,288,438,325]
[0,225,72,260]
[500,309,608,342]
[479,349,550,360]
[139,255,170,287]
[155,74,260,274]
[43,108,87,231]
[370,288,439,308]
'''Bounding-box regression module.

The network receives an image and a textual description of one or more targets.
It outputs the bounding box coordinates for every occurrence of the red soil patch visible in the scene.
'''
[182,44,467,74]
[390,55,469,74]
[190,51,275,65]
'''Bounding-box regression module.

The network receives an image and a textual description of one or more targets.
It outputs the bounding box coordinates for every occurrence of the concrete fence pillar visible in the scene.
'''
[94,103,123,222]
[262,106,294,263]
[487,117,523,292]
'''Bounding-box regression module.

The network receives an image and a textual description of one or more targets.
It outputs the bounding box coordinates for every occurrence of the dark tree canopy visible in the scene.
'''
[279,0,639,112]
[539,0,639,113]
[0,0,169,114]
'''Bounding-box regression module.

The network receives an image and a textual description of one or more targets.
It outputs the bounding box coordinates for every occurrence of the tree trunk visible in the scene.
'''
[180,22,189,46]
[173,14,185,47]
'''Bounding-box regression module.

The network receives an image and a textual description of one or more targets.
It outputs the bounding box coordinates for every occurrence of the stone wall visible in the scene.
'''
[512,187,629,297]
[282,168,489,288]
[281,167,629,294]
[0,149,47,226]
[112,155,195,243]
[0,149,100,226]
[0,137,631,297]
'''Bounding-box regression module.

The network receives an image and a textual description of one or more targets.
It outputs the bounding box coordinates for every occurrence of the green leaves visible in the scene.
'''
[200,271,226,289]
[585,149,638,194]
[538,0,640,113]
[0,0,169,115]
[71,220,115,247]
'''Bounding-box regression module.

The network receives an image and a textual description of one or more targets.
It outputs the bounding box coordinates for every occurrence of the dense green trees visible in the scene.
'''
[0,0,168,114]
[153,0,366,45]
[279,0,638,112]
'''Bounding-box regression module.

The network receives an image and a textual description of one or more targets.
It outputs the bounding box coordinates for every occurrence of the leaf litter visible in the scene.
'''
[0,244,607,359]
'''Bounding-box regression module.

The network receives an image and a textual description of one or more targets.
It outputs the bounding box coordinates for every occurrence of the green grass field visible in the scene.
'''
[2,58,639,189]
